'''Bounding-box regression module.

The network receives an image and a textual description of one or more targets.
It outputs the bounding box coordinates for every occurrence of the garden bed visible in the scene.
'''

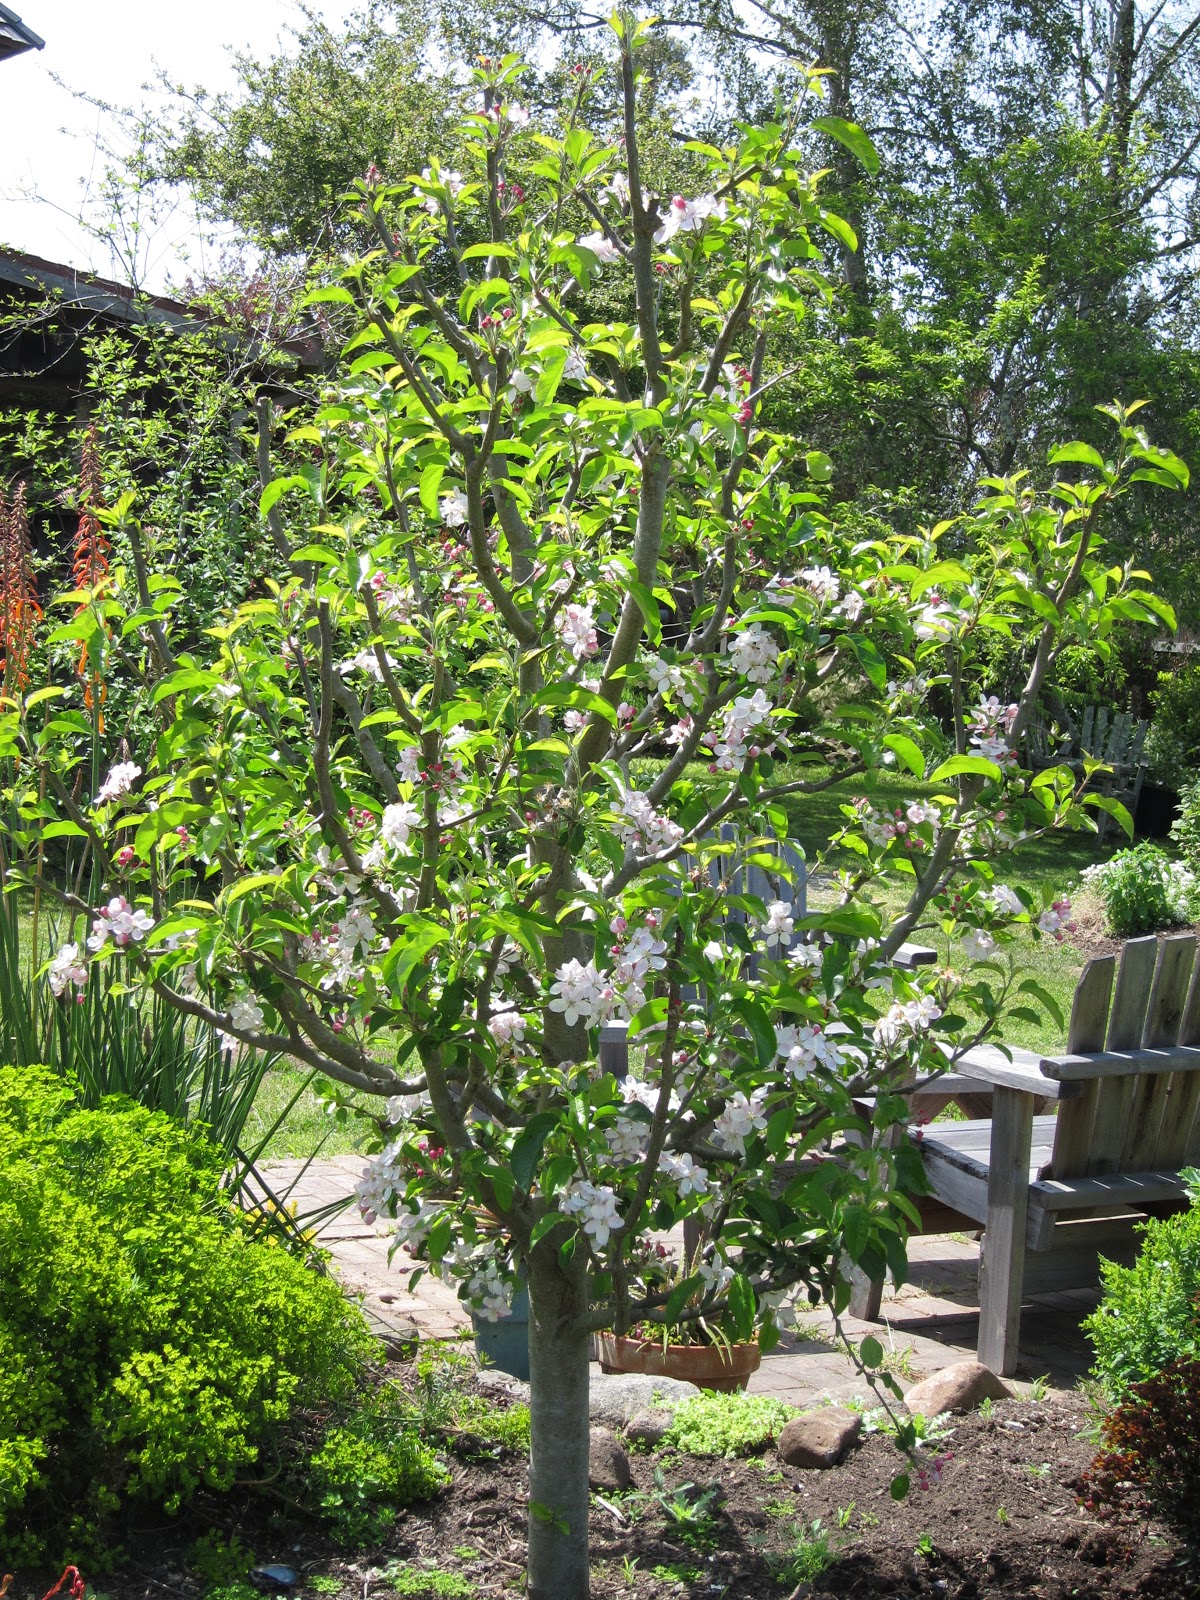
[11,1365,1191,1600]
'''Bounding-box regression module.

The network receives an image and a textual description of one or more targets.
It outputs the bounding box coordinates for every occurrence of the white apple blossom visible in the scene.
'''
[440,489,470,526]
[800,565,840,605]
[558,1178,622,1246]
[578,230,621,265]
[605,1113,649,1161]
[396,746,422,784]
[759,899,795,951]
[614,788,684,855]
[836,591,865,623]
[728,623,779,683]
[381,800,421,850]
[658,1150,710,1195]
[962,929,998,961]
[218,994,266,1054]
[489,1007,527,1046]
[713,1087,769,1154]
[420,167,465,212]
[47,942,87,999]
[555,603,599,660]
[989,884,1024,916]
[549,958,613,1028]
[904,995,943,1029]
[87,896,154,951]
[776,1022,845,1079]
[95,762,141,805]
[563,349,588,382]
[653,193,726,243]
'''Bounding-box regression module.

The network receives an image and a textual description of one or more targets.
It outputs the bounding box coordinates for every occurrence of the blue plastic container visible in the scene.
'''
[472,1282,530,1380]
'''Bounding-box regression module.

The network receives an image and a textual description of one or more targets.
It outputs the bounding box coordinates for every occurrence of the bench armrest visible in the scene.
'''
[954,1044,1081,1101]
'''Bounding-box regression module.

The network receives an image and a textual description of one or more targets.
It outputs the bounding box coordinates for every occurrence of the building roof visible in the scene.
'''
[0,3,44,60]
[0,246,197,330]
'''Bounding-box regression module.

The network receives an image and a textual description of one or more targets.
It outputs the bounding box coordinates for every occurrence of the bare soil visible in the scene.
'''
[12,1371,1194,1600]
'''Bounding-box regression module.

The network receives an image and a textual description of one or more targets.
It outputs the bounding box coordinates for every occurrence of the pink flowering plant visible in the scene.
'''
[0,22,1185,1598]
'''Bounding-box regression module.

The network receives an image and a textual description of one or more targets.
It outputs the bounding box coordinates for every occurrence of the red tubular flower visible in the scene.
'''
[0,481,43,695]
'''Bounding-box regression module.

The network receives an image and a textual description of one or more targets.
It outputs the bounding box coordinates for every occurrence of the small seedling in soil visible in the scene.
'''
[836,1502,856,1530]
[647,1471,725,1549]
[306,1580,342,1596]
[764,1497,795,1518]
[1026,1462,1052,1480]
[1025,1374,1052,1402]
[768,1518,835,1587]
[979,1396,995,1420]
[451,1550,477,1563]
[996,1506,1010,1526]
[915,1533,936,1560]
[383,1561,474,1598]
[650,1564,702,1586]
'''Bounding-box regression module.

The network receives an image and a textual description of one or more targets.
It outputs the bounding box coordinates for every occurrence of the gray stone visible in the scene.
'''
[777,1408,862,1470]
[904,1360,1011,1417]
[624,1405,676,1447]
[476,1368,531,1403]
[588,1426,632,1492]
[588,1371,700,1427]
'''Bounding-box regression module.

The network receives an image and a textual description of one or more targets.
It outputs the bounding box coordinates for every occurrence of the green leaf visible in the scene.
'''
[890,1473,911,1501]
[665,1273,705,1325]
[810,115,880,175]
[727,1273,757,1342]
[732,997,778,1068]
[1048,441,1107,471]
[532,684,617,725]
[511,1112,560,1191]
[883,734,925,778]
[860,1334,884,1368]
[766,1106,793,1157]
[491,1169,515,1213]
[1016,979,1065,1030]
[847,634,887,690]
[929,754,1002,783]
[1081,793,1134,838]
[41,820,87,840]
[842,1202,870,1262]
[221,872,281,908]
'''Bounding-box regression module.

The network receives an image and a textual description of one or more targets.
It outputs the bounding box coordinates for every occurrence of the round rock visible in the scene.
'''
[777,1408,862,1470]
[624,1405,676,1447]
[588,1425,632,1492]
[903,1360,1011,1416]
[588,1371,699,1427]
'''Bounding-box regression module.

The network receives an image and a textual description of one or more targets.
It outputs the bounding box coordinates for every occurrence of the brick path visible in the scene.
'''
[264,1156,1098,1401]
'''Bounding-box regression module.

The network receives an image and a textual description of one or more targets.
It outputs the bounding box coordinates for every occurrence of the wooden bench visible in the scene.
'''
[859,933,1200,1373]
[1026,703,1148,840]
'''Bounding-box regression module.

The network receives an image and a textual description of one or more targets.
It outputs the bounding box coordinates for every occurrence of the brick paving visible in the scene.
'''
[263,1157,1099,1402]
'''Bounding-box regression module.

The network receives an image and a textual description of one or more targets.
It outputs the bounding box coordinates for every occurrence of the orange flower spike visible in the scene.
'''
[73,426,110,724]
[0,483,41,696]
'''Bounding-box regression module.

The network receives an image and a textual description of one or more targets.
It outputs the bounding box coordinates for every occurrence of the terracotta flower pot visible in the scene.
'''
[595,1331,761,1393]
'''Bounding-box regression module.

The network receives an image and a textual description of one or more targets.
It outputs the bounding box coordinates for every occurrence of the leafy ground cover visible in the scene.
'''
[7,1370,1189,1600]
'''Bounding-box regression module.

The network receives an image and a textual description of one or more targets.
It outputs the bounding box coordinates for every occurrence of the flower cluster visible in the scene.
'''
[775,1021,847,1080]
[47,942,87,999]
[712,1087,769,1155]
[653,193,726,245]
[759,899,795,952]
[556,602,599,660]
[87,896,154,951]
[1037,897,1076,940]
[217,994,265,1054]
[969,695,1019,763]
[708,688,772,771]
[558,1177,622,1246]
[727,623,779,683]
[549,958,613,1028]
[95,761,141,805]
[859,798,941,851]
[872,994,944,1050]
[614,788,684,856]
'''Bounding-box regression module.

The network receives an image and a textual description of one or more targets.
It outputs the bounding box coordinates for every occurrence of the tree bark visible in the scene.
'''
[525,1249,593,1600]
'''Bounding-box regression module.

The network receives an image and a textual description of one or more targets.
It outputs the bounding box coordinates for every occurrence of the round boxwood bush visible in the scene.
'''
[0,1064,381,1558]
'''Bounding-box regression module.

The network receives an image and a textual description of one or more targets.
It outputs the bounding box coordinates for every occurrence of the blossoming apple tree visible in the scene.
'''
[2,18,1185,1598]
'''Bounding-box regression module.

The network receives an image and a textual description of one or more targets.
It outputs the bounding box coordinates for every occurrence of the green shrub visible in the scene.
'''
[662,1391,799,1457]
[383,1565,475,1599]
[1170,776,1200,870]
[1083,1170,1200,1396]
[0,1064,377,1556]
[1079,842,1198,935]
[1147,662,1200,782]
[306,1385,449,1546]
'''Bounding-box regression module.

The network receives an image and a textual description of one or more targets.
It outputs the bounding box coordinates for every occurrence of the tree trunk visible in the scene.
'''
[526,1250,592,1600]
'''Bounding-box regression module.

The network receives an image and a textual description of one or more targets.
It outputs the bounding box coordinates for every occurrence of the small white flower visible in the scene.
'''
[989,884,1024,916]
[578,230,621,265]
[713,1088,768,1155]
[903,995,943,1029]
[555,603,598,660]
[380,800,421,850]
[549,958,612,1028]
[563,348,587,382]
[47,942,87,998]
[659,1150,710,1195]
[961,929,998,962]
[95,762,141,805]
[440,489,470,526]
[87,896,154,952]
[489,1008,527,1046]
[759,900,795,952]
[509,368,535,395]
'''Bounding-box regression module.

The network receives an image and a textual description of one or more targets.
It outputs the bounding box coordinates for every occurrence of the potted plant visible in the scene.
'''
[595,1241,768,1393]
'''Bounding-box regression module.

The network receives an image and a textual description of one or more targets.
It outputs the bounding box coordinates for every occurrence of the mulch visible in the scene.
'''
[12,1372,1194,1600]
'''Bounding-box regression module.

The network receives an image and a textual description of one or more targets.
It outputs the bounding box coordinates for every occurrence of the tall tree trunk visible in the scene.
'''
[525,1249,592,1600]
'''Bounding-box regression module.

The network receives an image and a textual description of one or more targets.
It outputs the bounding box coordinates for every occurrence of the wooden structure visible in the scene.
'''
[1026,704,1149,839]
[861,934,1200,1374]
[0,4,43,61]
